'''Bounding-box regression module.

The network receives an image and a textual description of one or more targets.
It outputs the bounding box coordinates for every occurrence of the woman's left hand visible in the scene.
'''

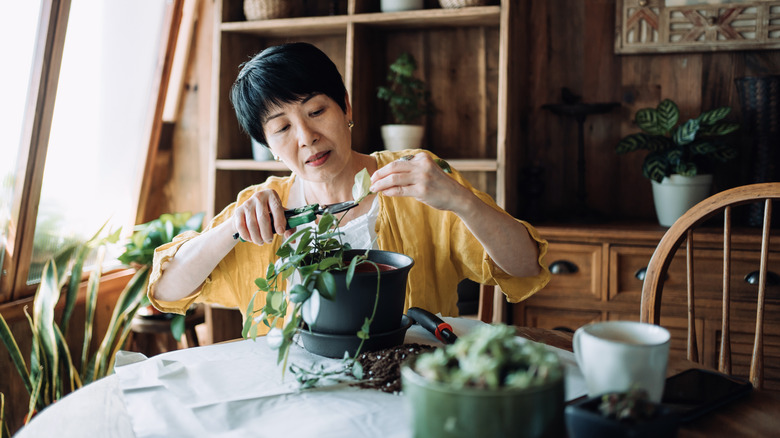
[369,153,470,212]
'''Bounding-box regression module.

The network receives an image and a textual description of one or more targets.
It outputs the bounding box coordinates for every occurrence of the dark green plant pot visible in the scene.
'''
[401,357,565,438]
[304,249,413,335]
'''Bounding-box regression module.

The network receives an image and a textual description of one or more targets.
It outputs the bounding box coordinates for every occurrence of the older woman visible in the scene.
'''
[148,42,549,329]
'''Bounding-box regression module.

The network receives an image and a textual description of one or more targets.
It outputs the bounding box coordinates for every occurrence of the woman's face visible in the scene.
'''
[262,93,353,183]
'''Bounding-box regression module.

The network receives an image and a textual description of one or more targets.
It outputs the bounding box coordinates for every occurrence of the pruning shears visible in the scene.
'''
[232,201,359,240]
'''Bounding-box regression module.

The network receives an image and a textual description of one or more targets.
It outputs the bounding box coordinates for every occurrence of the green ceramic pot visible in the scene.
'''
[401,357,565,438]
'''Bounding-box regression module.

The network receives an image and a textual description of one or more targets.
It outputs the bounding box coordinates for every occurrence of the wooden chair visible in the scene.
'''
[640,182,780,389]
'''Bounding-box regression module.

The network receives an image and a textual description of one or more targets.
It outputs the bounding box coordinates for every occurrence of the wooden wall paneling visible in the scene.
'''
[349,25,384,153]
[165,0,213,216]
[427,27,490,161]
[526,0,588,220]
[134,0,184,224]
[502,0,525,218]
[582,0,623,217]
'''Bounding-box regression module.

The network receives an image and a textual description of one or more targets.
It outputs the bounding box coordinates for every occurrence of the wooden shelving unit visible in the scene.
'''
[207,0,522,220]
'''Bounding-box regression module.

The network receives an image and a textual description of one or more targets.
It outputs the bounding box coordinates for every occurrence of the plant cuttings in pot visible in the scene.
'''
[242,168,411,381]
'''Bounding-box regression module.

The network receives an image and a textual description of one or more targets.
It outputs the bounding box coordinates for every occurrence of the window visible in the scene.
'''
[1,0,179,302]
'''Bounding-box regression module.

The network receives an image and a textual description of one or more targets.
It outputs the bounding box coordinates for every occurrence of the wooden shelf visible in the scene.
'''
[215,158,498,172]
[221,6,501,37]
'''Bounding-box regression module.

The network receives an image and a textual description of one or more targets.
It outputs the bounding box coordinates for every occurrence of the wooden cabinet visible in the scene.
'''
[519,223,780,389]
[207,0,522,218]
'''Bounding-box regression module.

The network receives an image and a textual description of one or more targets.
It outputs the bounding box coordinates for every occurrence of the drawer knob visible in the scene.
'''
[635,267,647,281]
[549,260,578,274]
[744,270,780,287]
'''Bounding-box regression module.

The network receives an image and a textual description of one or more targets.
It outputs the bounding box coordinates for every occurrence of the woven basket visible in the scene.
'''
[439,0,489,8]
[243,0,300,20]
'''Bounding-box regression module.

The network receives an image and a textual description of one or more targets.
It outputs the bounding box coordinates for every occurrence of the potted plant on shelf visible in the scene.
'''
[377,52,434,151]
[401,324,565,438]
[242,170,414,369]
[616,99,739,226]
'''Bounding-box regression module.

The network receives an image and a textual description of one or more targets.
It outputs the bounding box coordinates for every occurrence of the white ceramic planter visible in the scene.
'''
[380,0,424,12]
[651,174,713,227]
[380,124,424,151]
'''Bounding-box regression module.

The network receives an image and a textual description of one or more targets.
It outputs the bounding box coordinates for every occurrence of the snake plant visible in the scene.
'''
[0,225,150,426]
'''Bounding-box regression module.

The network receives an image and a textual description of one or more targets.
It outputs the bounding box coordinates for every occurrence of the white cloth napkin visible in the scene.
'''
[115,317,587,438]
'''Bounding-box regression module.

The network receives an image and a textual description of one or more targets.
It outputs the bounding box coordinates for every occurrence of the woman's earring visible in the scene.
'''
[348,120,354,129]
[273,154,280,161]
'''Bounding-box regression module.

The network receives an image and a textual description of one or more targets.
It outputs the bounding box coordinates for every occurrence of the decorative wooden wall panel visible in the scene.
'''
[616,0,780,54]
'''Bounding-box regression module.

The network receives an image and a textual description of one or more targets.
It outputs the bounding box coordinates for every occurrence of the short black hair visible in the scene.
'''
[230,42,348,146]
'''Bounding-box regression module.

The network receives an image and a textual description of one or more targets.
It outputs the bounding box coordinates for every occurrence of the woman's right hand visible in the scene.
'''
[232,189,290,244]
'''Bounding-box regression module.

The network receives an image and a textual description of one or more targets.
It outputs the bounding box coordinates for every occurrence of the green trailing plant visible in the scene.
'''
[616,99,740,182]
[0,224,150,426]
[412,324,563,390]
[117,211,204,340]
[243,169,379,372]
[377,52,434,125]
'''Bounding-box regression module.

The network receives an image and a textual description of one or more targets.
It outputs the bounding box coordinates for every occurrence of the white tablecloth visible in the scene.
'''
[114,318,587,438]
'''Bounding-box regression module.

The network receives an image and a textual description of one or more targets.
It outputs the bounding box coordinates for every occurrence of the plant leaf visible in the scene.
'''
[656,99,679,133]
[33,260,60,403]
[81,245,105,376]
[346,256,360,289]
[672,118,700,145]
[642,152,670,182]
[615,133,649,153]
[352,168,372,203]
[318,213,335,234]
[255,277,269,291]
[635,108,664,135]
[242,294,257,339]
[0,313,32,395]
[699,121,739,136]
[170,315,186,342]
[289,284,312,303]
[315,271,337,300]
[318,256,342,271]
[698,106,730,125]
[674,161,698,176]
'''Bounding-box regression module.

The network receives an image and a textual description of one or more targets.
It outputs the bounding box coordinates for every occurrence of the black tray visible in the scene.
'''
[298,315,413,358]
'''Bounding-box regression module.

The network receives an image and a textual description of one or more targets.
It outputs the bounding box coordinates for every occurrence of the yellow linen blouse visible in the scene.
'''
[147,149,551,332]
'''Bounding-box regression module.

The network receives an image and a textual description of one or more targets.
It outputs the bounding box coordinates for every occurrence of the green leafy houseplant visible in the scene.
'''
[616,99,740,182]
[242,170,381,370]
[0,225,150,427]
[117,212,205,341]
[377,52,434,125]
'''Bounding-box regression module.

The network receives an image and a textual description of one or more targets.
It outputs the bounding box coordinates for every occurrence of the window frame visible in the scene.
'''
[1,0,182,303]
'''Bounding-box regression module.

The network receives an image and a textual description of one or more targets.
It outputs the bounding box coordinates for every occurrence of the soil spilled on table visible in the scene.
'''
[352,343,436,393]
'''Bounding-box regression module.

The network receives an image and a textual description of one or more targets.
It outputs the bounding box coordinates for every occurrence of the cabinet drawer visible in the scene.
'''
[524,307,602,333]
[540,243,602,300]
[611,246,780,314]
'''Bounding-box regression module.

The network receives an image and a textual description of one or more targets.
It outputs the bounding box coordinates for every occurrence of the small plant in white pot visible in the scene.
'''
[377,52,434,152]
[616,99,739,226]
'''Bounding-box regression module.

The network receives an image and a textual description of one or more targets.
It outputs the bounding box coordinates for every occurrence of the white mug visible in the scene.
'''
[573,321,670,402]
